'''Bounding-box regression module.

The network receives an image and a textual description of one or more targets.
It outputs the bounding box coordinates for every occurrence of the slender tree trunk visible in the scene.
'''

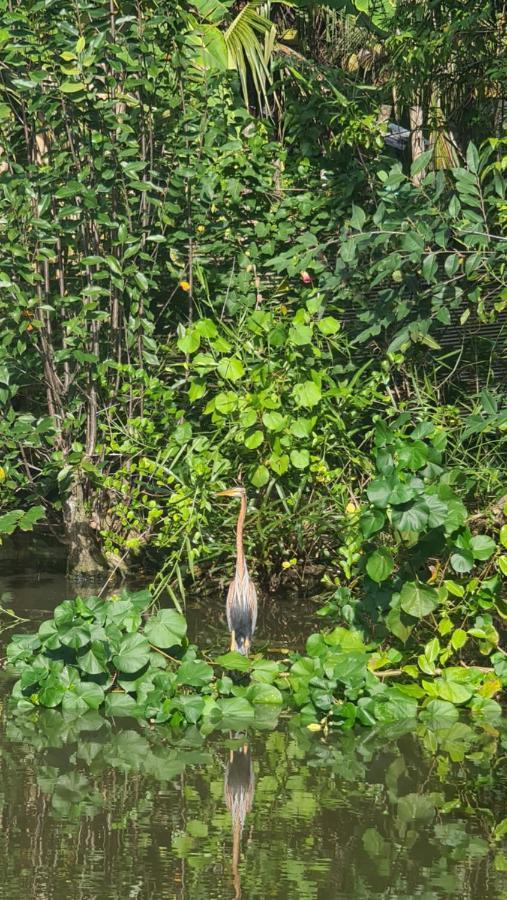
[409,100,425,184]
[62,472,107,577]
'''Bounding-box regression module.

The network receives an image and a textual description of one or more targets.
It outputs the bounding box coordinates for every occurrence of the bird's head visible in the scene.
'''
[216,486,246,499]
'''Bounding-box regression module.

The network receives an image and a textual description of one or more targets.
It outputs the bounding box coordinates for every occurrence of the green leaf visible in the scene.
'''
[288,322,313,346]
[60,81,86,93]
[104,692,142,717]
[367,478,392,508]
[215,696,254,724]
[176,659,213,687]
[360,509,385,538]
[247,682,283,705]
[450,549,474,574]
[366,548,394,583]
[293,381,321,408]
[214,651,251,672]
[470,534,496,561]
[177,328,200,354]
[317,316,340,336]
[244,429,263,449]
[262,411,285,432]
[435,678,473,705]
[410,148,433,178]
[217,357,244,381]
[391,500,429,533]
[290,448,310,470]
[112,633,150,674]
[214,391,237,415]
[19,505,46,531]
[144,609,187,649]
[251,464,269,487]
[77,642,108,675]
[400,581,438,619]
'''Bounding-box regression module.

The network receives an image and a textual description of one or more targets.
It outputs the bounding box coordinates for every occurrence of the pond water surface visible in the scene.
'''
[1,569,507,899]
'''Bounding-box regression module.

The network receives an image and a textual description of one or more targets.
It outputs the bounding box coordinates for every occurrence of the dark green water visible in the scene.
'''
[1,571,507,899]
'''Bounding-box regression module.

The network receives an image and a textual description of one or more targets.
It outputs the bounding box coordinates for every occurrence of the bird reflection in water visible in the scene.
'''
[224,740,255,899]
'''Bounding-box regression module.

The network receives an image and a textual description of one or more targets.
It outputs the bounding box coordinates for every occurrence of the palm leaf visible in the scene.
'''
[224,3,276,107]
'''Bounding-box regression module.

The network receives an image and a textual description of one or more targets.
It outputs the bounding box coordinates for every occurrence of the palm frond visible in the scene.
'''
[224,3,276,108]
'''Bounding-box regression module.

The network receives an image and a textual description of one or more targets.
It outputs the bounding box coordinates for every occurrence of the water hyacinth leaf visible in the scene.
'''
[144,609,187,649]
[247,682,283,705]
[176,659,214,687]
[400,581,438,619]
[78,642,108,675]
[216,696,254,724]
[104,692,142,717]
[112,633,150,674]
[435,678,473,705]
[214,651,251,672]
[366,548,394,583]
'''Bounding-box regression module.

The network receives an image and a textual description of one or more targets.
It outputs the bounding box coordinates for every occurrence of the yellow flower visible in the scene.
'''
[345,500,358,514]
[196,225,205,233]
[179,280,190,292]
[0,466,5,482]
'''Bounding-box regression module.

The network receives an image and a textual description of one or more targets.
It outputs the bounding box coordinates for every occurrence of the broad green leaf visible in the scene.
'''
[317,316,340,335]
[177,328,200,354]
[400,581,438,619]
[176,659,213,687]
[290,448,310,470]
[450,549,474,573]
[293,381,321,408]
[470,534,496,561]
[214,651,251,672]
[144,609,187,649]
[288,322,313,345]
[262,411,285,432]
[251,464,269,487]
[217,357,244,381]
[366,548,394,583]
[244,429,263,449]
[247,682,283,705]
[113,633,150,674]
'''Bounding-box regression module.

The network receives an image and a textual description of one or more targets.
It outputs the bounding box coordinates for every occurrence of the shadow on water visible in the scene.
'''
[1,563,507,898]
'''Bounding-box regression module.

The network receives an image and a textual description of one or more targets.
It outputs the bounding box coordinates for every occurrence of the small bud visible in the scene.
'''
[300,271,312,284]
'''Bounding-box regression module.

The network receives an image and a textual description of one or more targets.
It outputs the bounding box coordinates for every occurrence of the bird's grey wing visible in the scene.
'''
[248,580,258,636]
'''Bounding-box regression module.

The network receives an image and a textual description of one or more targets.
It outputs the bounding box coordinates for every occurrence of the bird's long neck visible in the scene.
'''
[235,492,247,578]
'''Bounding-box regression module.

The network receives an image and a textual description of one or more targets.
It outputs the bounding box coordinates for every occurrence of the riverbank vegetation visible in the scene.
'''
[0,1,506,723]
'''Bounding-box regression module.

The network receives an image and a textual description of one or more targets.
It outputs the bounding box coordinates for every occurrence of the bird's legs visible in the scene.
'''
[230,629,236,652]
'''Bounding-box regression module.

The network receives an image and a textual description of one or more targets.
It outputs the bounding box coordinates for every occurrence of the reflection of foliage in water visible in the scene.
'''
[1,710,507,899]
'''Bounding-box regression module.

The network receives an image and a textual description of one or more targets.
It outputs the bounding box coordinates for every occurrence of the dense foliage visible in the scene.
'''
[0,0,506,722]
[6,586,507,729]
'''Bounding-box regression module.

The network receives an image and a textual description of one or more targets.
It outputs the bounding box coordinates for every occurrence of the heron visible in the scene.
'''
[216,486,258,655]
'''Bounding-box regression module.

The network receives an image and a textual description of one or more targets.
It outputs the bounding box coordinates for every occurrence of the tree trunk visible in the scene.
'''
[62,474,107,578]
[409,101,425,184]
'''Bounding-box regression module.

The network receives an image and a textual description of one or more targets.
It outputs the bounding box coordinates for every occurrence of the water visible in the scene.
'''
[1,568,507,899]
